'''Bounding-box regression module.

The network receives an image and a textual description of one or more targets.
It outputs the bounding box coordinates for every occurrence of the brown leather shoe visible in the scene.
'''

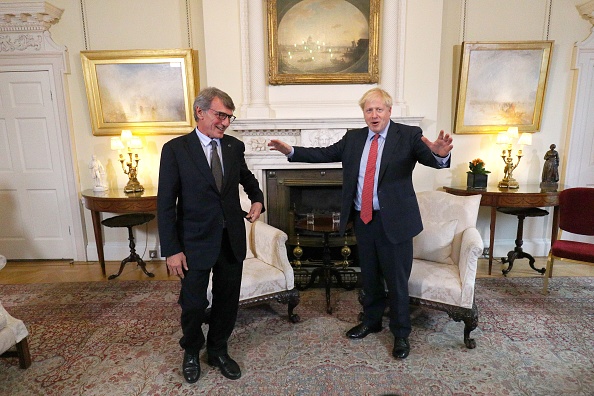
[346,323,382,339]
[208,354,241,380]
[392,337,410,359]
[182,352,200,383]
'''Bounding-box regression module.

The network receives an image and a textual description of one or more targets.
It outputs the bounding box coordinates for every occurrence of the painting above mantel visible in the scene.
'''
[266,0,380,85]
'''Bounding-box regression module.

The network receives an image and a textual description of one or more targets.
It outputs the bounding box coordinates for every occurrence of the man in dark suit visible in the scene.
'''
[158,87,264,383]
[268,87,452,359]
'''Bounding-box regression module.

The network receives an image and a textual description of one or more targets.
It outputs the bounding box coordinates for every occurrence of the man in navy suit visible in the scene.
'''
[268,87,453,359]
[158,87,264,383]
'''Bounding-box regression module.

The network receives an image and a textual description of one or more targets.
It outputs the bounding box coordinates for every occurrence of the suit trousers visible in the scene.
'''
[178,229,243,356]
[354,212,413,338]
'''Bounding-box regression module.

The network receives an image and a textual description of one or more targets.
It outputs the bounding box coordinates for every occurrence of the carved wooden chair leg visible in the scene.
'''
[286,289,301,323]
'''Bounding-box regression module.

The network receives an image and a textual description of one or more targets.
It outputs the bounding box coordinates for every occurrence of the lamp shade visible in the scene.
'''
[128,136,143,149]
[506,126,519,139]
[496,132,510,145]
[110,137,125,150]
[517,133,533,146]
[120,129,133,141]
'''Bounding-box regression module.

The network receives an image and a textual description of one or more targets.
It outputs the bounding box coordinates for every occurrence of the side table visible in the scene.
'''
[81,189,157,276]
[294,216,357,314]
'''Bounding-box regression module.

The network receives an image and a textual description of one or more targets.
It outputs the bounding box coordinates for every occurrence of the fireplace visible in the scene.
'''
[265,168,357,264]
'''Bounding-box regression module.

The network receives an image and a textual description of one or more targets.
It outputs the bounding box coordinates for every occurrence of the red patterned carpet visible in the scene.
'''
[0,277,592,395]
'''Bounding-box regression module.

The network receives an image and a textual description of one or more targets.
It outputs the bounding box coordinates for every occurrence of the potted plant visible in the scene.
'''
[467,158,490,189]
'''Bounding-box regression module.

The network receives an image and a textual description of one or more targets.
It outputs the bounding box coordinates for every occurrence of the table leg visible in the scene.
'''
[89,209,106,276]
[489,206,497,275]
[548,205,560,278]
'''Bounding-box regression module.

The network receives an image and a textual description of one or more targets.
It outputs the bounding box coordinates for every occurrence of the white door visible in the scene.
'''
[0,70,74,259]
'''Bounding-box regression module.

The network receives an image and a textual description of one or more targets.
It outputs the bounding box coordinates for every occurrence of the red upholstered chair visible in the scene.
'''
[542,187,594,293]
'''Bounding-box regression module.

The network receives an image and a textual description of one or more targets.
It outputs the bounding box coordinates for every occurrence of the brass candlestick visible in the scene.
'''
[498,148,522,189]
[119,150,144,193]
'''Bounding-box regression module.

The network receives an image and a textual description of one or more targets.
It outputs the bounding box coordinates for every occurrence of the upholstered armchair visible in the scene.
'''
[408,190,483,348]
[0,255,32,368]
[205,196,300,323]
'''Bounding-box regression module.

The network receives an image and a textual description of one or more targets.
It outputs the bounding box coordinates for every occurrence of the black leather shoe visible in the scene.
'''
[346,323,382,339]
[182,352,200,383]
[392,337,410,359]
[208,354,241,380]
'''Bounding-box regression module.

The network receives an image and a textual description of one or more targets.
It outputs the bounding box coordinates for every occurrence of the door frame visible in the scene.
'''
[0,52,86,261]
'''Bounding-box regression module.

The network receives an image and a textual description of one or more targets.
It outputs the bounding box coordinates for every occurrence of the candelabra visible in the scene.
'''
[496,127,532,189]
[111,130,144,193]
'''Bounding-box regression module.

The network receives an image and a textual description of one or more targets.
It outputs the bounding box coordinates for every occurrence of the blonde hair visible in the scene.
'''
[358,88,393,110]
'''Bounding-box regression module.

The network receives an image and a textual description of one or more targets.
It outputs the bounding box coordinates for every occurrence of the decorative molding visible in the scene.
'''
[0,33,43,52]
[0,2,63,32]
[577,0,594,26]
[0,2,63,53]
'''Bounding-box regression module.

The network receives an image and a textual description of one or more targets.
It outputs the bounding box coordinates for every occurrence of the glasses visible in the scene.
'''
[208,108,236,123]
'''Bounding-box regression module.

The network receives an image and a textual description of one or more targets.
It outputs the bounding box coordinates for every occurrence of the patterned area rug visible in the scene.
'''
[0,277,592,396]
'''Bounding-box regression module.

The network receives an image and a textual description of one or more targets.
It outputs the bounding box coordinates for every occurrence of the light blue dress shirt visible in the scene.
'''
[196,128,224,175]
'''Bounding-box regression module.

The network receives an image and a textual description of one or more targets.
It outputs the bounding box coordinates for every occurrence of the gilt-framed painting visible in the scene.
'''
[267,0,380,85]
[80,49,199,135]
[454,41,553,134]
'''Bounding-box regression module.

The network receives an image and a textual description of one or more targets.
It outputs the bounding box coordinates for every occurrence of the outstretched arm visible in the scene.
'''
[420,130,453,157]
[268,139,293,155]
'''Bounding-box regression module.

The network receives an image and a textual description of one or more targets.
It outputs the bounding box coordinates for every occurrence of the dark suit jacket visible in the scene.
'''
[157,130,264,269]
[291,121,449,245]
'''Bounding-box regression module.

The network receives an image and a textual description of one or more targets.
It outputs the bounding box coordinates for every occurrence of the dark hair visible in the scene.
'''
[193,87,235,121]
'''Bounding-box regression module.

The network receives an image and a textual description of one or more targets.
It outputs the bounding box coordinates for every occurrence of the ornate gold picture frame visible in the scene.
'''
[81,49,199,136]
[267,0,380,85]
[454,41,553,134]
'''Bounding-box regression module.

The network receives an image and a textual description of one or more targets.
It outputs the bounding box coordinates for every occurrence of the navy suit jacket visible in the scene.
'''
[291,121,449,244]
[157,130,264,269]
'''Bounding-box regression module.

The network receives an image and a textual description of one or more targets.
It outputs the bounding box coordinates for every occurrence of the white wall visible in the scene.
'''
[7,0,590,260]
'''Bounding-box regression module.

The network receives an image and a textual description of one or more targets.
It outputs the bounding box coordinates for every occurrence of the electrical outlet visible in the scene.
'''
[149,250,158,259]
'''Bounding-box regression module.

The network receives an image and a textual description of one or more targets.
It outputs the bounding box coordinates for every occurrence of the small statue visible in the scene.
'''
[540,144,559,188]
[89,155,108,191]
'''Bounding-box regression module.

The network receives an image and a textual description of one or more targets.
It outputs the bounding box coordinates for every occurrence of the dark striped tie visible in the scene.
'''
[210,140,223,192]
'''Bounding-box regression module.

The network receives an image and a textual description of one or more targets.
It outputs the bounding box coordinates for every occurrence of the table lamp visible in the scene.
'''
[497,127,532,189]
[110,129,144,193]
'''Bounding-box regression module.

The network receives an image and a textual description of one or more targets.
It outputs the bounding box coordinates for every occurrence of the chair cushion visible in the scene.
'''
[416,191,482,265]
[239,258,288,300]
[409,259,469,308]
[552,240,594,263]
[206,258,287,305]
[413,219,458,264]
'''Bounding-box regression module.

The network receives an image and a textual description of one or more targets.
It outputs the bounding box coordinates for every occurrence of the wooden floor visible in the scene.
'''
[0,256,592,284]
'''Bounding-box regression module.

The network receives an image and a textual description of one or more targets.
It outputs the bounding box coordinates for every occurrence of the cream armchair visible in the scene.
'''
[408,190,483,348]
[205,200,300,323]
[0,255,32,368]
